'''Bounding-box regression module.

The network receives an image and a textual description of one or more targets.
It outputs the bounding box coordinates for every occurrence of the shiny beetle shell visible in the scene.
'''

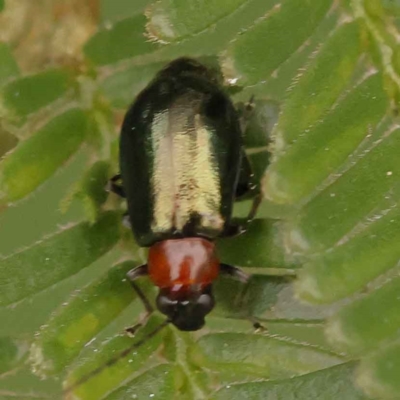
[120,58,243,247]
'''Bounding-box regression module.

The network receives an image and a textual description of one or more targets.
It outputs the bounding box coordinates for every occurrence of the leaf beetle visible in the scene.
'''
[110,57,260,331]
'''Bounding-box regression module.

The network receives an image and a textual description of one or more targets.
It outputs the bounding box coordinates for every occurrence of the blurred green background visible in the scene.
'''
[0,0,400,399]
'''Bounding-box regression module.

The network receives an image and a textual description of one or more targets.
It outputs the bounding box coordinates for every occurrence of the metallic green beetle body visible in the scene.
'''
[120,58,243,247]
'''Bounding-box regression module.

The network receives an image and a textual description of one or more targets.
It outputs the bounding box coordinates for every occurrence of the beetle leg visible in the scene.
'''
[220,263,249,283]
[107,174,126,198]
[122,212,131,229]
[220,267,267,331]
[245,191,262,223]
[223,192,262,237]
[111,174,121,182]
[222,270,268,332]
[237,95,256,133]
[252,320,267,332]
[124,265,154,334]
[126,265,154,314]
[235,152,255,200]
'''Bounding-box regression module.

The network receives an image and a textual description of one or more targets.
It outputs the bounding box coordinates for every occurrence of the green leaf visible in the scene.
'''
[2,69,72,117]
[290,126,400,254]
[264,73,389,205]
[213,275,292,319]
[65,315,167,400]
[274,21,362,147]
[326,275,400,356]
[223,0,333,85]
[53,270,341,399]
[356,340,400,399]
[64,314,341,400]
[146,0,247,43]
[103,364,176,400]
[79,161,110,220]
[97,0,281,73]
[0,43,19,87]
[254,1,400,398]
[84,14,160,66]
[217,219,295,269]
[297,204,400,303]
[0,127,18,158]
[0,148,87,255]
[0,336,20,374]
[233,4,341,103]
[196,332,342,378]
[62,160,111,223]
[0,211,120,306]
[100,0,152,24]
[100,62,165,109]
[30,261,138,376]
[0,108,88,203]
[214,362,367,400]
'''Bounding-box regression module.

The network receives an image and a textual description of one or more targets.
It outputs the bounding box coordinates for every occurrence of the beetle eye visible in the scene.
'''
[156,293,176,317]
[196,293,214,313]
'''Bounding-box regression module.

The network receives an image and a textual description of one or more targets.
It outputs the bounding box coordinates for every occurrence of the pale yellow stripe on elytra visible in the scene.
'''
[151,99,224,233]
[171,114,223,231]
[151,110,175,232]
[172,125,193,230]
[192,114,223,230]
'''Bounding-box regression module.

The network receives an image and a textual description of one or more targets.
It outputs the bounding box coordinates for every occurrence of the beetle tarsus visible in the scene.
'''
[127,264,149,280]
[220,263,249,283]
[252,320,267,332]
[235,152,255,200]
[125,323,142,336]
[125,310,152,337]
[238,95,256,132]
[107,174,126,197]
[246,192,262,223]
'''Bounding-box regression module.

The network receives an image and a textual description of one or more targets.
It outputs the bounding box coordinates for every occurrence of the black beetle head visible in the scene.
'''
[157,57,219,85]
[156,285,215,331]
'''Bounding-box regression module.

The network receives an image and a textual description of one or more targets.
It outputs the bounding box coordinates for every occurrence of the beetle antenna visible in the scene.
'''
[63,319,170,395]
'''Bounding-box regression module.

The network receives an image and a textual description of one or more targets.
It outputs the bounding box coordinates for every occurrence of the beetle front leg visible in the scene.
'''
[107,174,126,198]
[220,263,249,283]
[223,192,262,237]
[237,95,256,133]
[220,264,266,331]
[126,265,153,313]
[125,265,154,335]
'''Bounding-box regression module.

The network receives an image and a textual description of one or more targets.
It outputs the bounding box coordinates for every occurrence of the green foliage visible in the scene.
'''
[0,0,399,399]
[215,362,368,400]
[30,261,137,376]
[2,69,72,117]
[0,109,88,202]
[265,73,388,205]
[146,0,247,42]
[223,0,333,85]
[217,219,295,268]
[0,43,19,87]
[0,212,120,306]
[274,21,362,146]
[84,15,160,66]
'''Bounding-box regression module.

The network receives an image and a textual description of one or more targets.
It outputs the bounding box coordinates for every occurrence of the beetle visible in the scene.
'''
[64,58,261,394]
[110,57,261,332]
